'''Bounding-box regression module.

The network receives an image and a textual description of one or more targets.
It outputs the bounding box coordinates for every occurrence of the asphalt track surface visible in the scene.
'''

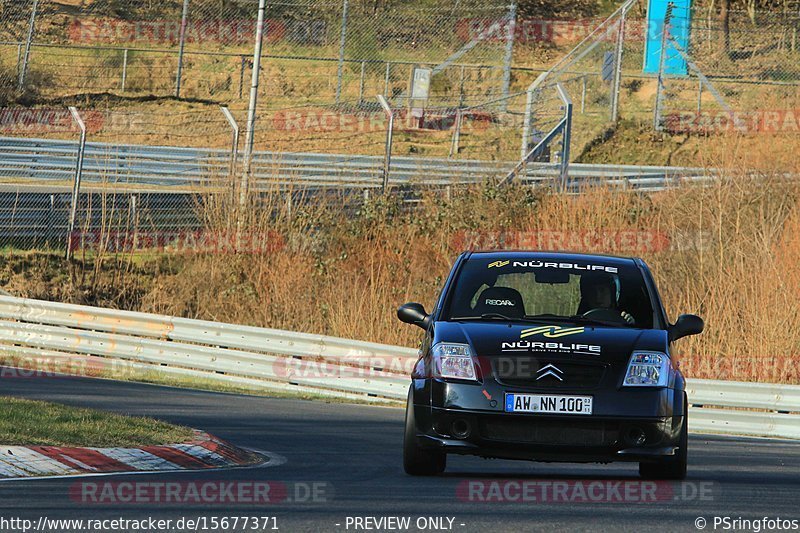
[1,371,799,533]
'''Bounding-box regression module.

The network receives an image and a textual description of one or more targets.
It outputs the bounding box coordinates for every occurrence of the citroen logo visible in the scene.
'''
[536,363,564,381]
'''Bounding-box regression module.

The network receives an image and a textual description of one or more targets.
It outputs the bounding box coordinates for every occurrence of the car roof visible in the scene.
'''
[464,250,640,267]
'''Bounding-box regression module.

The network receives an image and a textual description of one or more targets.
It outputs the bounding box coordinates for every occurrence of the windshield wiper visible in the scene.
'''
[526,314,625,328]
[451,314,550,323]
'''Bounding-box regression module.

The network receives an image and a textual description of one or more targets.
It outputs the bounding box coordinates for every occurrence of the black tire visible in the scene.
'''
[639,395,688,480]
[403,387,446,476]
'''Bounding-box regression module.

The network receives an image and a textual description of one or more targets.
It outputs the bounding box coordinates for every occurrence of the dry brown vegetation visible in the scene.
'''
[2,135,800,384]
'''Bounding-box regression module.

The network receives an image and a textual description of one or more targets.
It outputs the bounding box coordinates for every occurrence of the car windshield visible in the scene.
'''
[445,257,655,328]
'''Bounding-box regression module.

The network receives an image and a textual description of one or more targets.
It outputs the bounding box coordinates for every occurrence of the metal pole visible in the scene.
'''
[238,56,246,99]
[221,106,240,179]
[449,109,462,158]
[581,75,587,114]
[556,84,572,185]
[383,62,391,97]
[377,95,393,193]
[610,7,627,122]
[18,0,40,91]
[458,65,466,107]
[358,61,366,105]
[653,3,673,132]
[335,0,349,104]
[121,49,128,91]
[175,0,191,98]
[16,44,22,79]
[696,78,702,114]
[520,73,546,160]
[66,106,87,260]
[501,0,517,110]
[241,0,268,208]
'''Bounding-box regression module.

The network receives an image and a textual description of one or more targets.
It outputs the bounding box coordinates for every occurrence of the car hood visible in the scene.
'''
[433,321,669,362]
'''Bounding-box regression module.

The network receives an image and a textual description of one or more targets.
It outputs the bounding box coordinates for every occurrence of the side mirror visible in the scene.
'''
[397,302,430,330]
[670,314,704,341]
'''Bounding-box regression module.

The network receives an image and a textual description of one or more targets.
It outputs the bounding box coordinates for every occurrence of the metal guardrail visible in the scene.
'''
[0,137,712,192]
[1,294,793,439]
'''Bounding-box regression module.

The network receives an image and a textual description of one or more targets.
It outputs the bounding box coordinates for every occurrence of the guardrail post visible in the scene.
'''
[377,95,394,193]
[129,194,138,248]
[66,106,87,260]
[121,49,128,92]
[175,0,190,98]
[335,0,349,104]
[18,0,39,91]
[46,193,55,249]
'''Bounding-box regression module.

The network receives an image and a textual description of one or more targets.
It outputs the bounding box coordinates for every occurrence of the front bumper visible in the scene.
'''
[411,379,685,464]
[416,407,681,463]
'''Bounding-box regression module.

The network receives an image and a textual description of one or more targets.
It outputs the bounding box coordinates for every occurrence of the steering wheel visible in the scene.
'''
[581,307,631,325]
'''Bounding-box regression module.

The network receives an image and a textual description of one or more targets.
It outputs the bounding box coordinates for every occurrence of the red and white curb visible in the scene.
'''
[0,431,263,479]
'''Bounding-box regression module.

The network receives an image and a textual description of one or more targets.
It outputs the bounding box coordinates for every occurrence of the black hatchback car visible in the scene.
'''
[398,251,703,479]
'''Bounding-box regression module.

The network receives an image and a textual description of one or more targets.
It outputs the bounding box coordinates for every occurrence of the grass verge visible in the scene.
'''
[0,396,195,447]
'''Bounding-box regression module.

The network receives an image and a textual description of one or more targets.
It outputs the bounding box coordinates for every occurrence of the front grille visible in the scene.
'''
[479,418,620,446]
[492,358,606,390]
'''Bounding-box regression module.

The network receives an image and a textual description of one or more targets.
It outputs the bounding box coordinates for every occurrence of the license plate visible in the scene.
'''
[504,393,593,415]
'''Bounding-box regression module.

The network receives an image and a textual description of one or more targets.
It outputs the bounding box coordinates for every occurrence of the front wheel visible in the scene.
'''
[639,395,688,480]
[403,387,446,476]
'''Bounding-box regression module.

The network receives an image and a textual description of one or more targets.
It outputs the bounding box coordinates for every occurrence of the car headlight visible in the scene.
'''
[623,351,670,387]
[431,343,477,381]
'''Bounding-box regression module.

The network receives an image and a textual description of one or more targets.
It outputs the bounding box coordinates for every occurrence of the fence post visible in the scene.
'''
[653,3,673,132]
[696,78,702,114]
[121,49,128,91]
[520,73,546,160]
[18,0,39,91]
[175,0,191,98]
[220,106,240,184]
[335,0,349,104]
[377,95,394,193]
[358,61,366,105]
[242,0,268,209]
[581,75,587,114]
[16,44,23,79]
[238,56,246,99]
[449,109,462,158]
[66,107,87,260]
[556,83,572,185]
[384,62,391,97]
[609,6,627,122]
[501,0,518,110]
[458,65,466,107]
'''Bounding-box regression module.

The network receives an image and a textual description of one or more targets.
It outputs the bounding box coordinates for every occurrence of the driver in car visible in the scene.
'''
[578,272,636,325]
